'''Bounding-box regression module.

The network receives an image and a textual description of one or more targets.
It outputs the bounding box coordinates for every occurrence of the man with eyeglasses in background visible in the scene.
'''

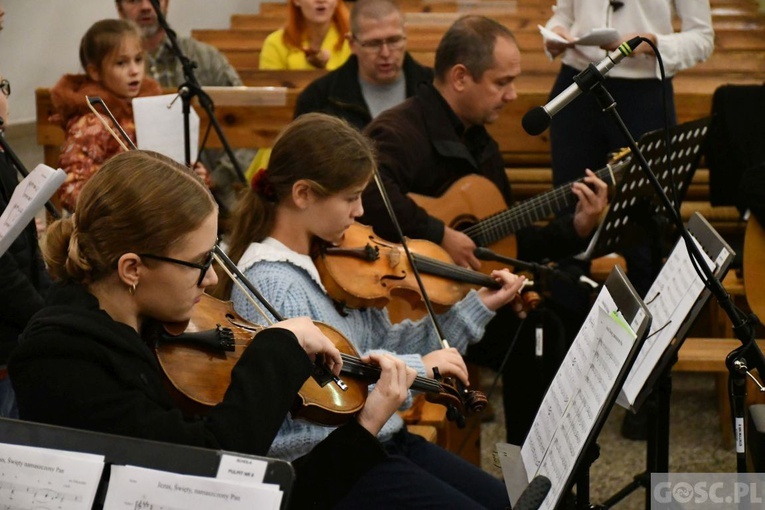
[294,0,432,129]
[115,0,254,218]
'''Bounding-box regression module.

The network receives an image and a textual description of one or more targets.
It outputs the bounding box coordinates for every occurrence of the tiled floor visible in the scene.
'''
[480,371,736,509]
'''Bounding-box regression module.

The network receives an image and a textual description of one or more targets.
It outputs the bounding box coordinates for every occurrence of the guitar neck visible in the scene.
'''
[467,163,620,247]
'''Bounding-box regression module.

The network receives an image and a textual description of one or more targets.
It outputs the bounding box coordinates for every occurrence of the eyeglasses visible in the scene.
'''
[139,250,215,286]
[0,79,10,97]
[353,34,406,52]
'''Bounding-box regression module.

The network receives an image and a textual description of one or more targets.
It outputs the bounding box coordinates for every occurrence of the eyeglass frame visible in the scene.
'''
[351,34,407,52]
[0,79,10,97]
[138,250,215,286]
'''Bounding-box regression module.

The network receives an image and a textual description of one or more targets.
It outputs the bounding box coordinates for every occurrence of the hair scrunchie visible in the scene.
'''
[250,168,277,201]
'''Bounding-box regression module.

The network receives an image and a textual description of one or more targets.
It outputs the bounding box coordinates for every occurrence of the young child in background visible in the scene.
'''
[50,18,210,213]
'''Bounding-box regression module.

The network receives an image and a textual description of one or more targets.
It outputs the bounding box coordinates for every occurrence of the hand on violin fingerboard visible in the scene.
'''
[356,353,417,436]
[476,269,527,315]
[269,317,342,375]
[423,348,469,386]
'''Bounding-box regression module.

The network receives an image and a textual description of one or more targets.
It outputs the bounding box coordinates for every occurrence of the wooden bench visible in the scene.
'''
[675,337,765,447]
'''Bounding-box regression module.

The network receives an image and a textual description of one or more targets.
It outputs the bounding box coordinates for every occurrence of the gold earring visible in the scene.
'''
[129,283,137,295]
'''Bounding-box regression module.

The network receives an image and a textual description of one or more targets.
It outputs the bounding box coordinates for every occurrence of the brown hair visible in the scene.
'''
[283,0,350,52]
[45,150,216,284]
[224,113,375,297]
[79,18,143,71]
[350,0,403,36]
[434,15,516,82]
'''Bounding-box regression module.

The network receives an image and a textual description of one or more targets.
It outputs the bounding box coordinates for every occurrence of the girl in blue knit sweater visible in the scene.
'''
[225,113,526,509]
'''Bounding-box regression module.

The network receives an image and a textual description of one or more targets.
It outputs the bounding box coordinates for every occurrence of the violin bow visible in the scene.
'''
[85,96,137,151]
[212,245,284,325]
[371,169,451,349]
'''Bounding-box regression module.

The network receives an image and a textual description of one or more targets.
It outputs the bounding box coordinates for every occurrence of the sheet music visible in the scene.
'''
[132,94,200,166]
[617,234,718,409]
[103,465,282,510]
[0,442,104,510]
[0,164,65,257]
[520,286,638,510]
[538,25,620,47]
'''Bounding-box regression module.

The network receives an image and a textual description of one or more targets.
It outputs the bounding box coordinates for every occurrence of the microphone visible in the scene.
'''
[522,36,643,136]
[514,475,552,510]
[474,247,539,273]
[474,247,599,290]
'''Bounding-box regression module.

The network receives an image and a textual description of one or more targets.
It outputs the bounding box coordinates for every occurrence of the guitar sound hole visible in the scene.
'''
[451,216,477,232]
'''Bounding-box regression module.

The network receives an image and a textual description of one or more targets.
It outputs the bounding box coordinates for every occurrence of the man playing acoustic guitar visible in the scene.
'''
[360,15,609,445]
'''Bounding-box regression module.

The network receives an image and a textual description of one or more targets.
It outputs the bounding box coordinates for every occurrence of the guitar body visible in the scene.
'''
[409,174,518,275]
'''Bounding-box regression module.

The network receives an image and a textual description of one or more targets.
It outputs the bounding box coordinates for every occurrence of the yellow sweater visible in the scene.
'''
[249,26,351,180]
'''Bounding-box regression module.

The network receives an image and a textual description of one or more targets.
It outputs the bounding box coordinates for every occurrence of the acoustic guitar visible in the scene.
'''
[408,152,630,272]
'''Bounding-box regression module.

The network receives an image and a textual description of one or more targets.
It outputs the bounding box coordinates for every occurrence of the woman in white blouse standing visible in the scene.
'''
[542,0,714,296]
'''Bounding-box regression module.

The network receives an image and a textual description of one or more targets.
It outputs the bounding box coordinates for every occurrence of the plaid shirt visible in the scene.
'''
[147,35,243,88]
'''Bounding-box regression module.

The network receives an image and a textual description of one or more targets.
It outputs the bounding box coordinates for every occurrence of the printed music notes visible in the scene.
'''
[103,465,283,510]
[0,164,65,257]
[0,443,103,510]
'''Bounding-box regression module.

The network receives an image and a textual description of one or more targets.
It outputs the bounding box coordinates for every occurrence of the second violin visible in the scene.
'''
[313,222,504,312]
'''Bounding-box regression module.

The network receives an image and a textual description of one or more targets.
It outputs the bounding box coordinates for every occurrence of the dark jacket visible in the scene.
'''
[360,82,586,263]
[9,282,386,509]
[0,152,49,364]
[294,53,434,130]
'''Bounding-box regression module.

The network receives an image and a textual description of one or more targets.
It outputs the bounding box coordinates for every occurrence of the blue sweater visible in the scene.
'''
[231,238,495,461]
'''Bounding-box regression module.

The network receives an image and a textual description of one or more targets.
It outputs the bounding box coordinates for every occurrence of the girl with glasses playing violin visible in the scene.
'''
[225,113,526,509]
[9,150,418,510]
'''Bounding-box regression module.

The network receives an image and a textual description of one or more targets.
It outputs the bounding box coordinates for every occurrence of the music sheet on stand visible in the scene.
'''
[0,164,65,257]
[103,465,282,510]
[521,287,637,510]
[0,442,104,510]
[617,234,718,409]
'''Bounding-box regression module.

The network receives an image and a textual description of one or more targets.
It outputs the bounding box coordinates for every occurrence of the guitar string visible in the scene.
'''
[461,159,626,246]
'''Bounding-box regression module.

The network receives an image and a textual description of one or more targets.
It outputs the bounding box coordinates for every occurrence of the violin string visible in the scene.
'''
[212,253,275,326]
[339,354,443,392]
[413,253,497,287]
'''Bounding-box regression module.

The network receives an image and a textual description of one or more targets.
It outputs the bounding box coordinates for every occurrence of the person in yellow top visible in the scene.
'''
[250,0,352,179]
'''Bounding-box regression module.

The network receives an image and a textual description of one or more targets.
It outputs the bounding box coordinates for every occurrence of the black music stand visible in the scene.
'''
[582,117,712,264]
[601,212,735,509]
[498,266,652,510]
[0,418,294,509]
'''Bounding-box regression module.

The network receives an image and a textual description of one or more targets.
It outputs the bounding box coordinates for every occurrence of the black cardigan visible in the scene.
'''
[294,53,434,130]
[9,282,386,509]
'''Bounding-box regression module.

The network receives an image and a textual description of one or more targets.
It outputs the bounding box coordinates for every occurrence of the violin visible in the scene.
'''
[314,222,540,314]
[149,293,487,425]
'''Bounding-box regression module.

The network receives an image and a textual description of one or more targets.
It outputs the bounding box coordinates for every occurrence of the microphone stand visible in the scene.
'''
[148,0,246,184]
[584,47,763,484]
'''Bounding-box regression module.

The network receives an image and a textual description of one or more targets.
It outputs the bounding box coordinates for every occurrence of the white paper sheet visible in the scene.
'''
[538,25,621,47]
[0,442,104,510]
[519,285,638,510]
[132,93,200,166]
[216,453,268,485]
[618,234,716,409]
[103,465,282,510]
[0,163,65,257]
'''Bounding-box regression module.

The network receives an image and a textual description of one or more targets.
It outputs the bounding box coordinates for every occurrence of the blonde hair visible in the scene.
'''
[45,151,216,284]
[224,113,375,296]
